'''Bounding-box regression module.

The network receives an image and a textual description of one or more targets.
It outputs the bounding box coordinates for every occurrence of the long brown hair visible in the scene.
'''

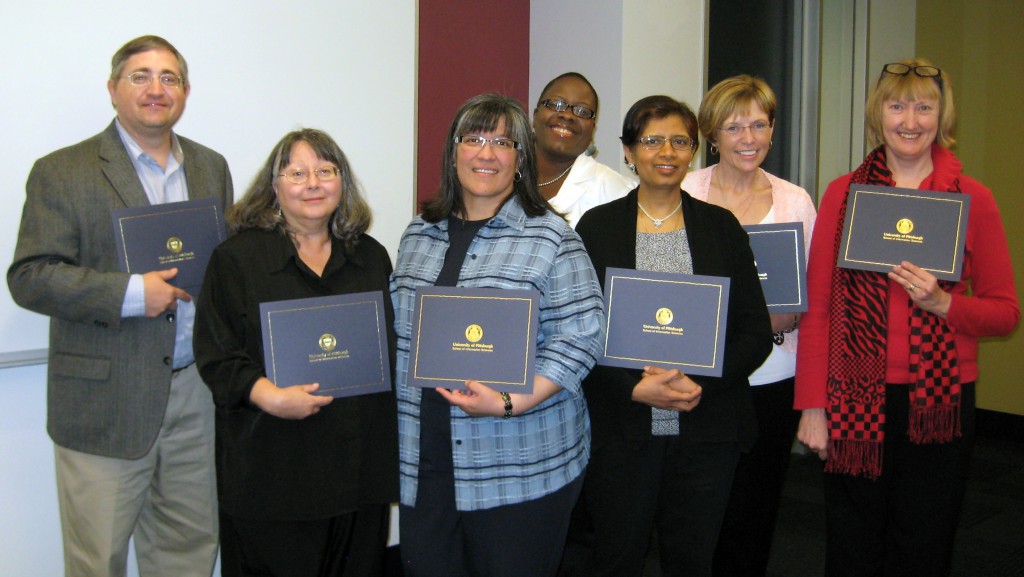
[227,128,371,253]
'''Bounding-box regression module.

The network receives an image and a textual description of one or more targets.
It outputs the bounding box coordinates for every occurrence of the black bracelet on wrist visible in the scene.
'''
[773,314,800,345]
[500,392,513,419]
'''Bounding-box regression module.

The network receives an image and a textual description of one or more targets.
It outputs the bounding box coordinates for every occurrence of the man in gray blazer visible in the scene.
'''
[8,35,232,577]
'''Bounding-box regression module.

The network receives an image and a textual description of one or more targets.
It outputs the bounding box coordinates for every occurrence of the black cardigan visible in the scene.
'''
[576,188,772,450]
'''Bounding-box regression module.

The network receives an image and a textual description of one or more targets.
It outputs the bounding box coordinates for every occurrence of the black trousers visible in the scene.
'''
[581,437,740,577]
[399,469,584,577]
[824,382,976,577]
[713,378,800,577]
[219,504,390,577]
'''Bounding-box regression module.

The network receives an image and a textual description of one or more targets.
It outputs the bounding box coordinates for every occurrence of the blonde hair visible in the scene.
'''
[697,75,776,146]
[865,57,956,149]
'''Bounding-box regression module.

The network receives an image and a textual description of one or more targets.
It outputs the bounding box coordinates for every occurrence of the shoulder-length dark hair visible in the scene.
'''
[227,128,371,253]
[620,95,699,148]
[421,93,551,222]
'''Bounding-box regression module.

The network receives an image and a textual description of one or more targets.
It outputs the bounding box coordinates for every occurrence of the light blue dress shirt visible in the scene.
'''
[115,120,194,369]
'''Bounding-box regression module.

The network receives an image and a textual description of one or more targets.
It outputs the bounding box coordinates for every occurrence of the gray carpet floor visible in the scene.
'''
[386,414,1024,576]
[766,429,1024,577]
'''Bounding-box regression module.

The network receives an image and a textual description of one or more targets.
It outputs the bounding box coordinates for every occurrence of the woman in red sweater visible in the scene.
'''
[795,58,1019,577]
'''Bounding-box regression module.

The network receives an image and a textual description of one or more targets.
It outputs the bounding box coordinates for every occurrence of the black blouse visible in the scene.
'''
[194,228,398,520]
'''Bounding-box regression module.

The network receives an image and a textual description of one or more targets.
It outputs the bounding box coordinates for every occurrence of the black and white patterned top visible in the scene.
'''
[636,228,692,436]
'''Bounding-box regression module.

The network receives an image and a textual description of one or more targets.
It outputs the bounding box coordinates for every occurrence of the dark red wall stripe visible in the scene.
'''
[416,1,531,206]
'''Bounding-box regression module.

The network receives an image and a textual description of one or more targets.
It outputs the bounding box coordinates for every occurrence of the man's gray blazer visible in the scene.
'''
[8,120,233,459]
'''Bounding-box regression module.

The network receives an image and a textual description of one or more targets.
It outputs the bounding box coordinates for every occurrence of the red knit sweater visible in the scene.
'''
[795,145,1019,409]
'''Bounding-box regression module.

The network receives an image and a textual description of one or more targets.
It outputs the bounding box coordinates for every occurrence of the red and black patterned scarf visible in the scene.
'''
[825,145,962,479]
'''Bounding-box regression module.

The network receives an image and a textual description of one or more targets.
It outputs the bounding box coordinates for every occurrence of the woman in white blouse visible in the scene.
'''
[532,72,635,227]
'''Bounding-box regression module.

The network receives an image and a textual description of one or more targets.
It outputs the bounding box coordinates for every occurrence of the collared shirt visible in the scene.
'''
[546,153,635,228]
[390,198,606,511]
[193,228,399,519]
[114,119,195,368]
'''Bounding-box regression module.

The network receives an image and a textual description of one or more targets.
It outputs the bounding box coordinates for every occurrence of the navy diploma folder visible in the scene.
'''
[837,185,969,281]
[260,292,391,398]
[744,222,808,312]
[408,286,539,394]
[600,268,730,377]
[111,198,225,294]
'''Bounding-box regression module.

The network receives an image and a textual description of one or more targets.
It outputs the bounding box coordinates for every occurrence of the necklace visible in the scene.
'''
[725,193,756,222]
[637,200,682,228]
[712,169,766,224]
[539,163,574,187]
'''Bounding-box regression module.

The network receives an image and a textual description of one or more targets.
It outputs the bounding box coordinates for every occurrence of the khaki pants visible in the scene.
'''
[55,365,218,577]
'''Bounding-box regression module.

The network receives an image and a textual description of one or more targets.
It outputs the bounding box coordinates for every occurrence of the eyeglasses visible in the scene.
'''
[637,135,696,151]
[278,166,340,184]
[881,63,941,79]
[455,135,521,151]
[540,99,597,120]
[717,120,772,137]
[123,72,184,88]
[880,63,943,94]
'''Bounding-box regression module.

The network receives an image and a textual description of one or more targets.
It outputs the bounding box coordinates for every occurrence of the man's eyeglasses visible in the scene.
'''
[540,99,597,120]
[278,166,340,185]
[455,135,521,151]
[880,63,943,94]
[637,135,696,151]
[123,72,184,88]
[717,121,772,137]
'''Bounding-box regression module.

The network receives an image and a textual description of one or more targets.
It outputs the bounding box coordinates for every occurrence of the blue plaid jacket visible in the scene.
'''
[390,199,605,510]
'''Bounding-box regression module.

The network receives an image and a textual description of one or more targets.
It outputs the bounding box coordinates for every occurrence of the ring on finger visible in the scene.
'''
[907,283,916,291]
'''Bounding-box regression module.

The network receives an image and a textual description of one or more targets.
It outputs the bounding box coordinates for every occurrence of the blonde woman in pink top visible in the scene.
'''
[682,74,816,577]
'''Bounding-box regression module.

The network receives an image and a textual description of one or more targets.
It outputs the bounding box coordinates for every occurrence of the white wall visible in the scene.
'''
[0,1,415,575]
[0,1,416,361]
[529,0,627,169]
[0,365,60,577]
[620,0,708,129]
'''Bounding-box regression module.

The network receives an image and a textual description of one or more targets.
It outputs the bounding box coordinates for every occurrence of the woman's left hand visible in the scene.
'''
[889,260,952,318]
[436,381,505,417]
[437,375,563,418]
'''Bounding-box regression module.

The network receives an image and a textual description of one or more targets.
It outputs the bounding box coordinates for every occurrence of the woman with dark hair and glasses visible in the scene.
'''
[390,93,605,577]
[796,58,1018,577]
[532,72,635,227]
[572,95,772,577]
[681,74,817,577]
[194,129,398,576]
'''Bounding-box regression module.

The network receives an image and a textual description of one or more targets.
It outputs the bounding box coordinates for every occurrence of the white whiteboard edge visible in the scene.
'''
[0,349,49,369]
